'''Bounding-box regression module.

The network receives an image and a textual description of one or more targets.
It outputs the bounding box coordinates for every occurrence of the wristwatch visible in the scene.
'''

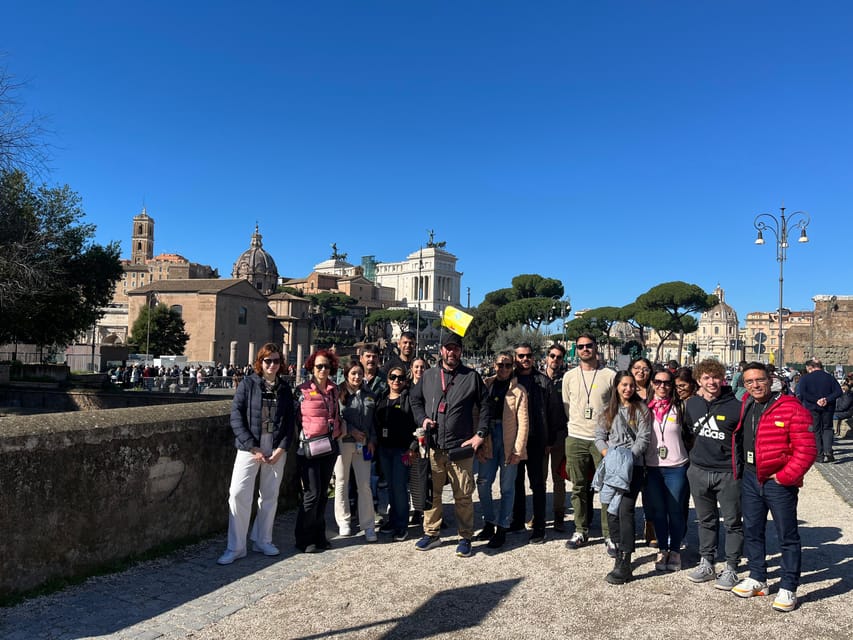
[476,430,486,439]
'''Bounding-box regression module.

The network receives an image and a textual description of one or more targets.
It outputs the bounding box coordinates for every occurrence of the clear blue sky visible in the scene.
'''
[3,1,851,325]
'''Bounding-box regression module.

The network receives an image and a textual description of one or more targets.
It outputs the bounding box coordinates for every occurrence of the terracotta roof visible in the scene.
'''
[128,279,265,297]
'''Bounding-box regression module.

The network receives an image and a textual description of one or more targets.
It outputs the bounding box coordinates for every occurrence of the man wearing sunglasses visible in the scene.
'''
[510,343,566,544]
[410,332,491,557]
[544,344,569,531]
[562,333,615,550]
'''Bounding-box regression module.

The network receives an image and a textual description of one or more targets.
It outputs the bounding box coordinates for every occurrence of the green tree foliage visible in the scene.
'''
[490,326,546,355]
[365,308,425,340]
[633,281,717,362]
[466,274,566,354]
[128,303,189,357]
[307,292,357,331]
[276,285,304,296]
[564,316,605,342]
[0,170,122,352]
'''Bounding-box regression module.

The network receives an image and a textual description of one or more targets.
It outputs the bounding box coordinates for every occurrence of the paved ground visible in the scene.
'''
[3,429,852,640]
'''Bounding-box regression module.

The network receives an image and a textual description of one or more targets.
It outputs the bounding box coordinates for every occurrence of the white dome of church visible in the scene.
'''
[232,225,279,295]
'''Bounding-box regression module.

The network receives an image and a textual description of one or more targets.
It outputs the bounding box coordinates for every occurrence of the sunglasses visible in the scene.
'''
[388,373,406,382]
[652,379,672,386]
[496,363,514,369]
[576,343,595,350]
[548,353,564,359]
[314,363,330,370]
[262,358,281,365]
[516,353,533,359]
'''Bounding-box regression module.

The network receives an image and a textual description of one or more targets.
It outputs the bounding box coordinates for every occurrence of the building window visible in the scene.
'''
[714,326,720,335]
[170,305,182,317]
[238,306,248,325]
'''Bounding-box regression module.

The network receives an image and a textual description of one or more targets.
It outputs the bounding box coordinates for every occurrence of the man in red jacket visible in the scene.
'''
[731,362,817,612]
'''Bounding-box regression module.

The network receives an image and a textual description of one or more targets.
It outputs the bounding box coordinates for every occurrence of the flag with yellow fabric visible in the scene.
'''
[442,306,474,337]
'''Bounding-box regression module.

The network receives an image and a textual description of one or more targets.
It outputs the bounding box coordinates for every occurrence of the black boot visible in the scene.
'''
[487,526,507,549]
[476,522,495,541]
[605,551,633,585]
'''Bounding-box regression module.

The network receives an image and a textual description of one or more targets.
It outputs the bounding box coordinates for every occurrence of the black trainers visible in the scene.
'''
[487,527,507,549]
[476,522,495,541]
[529,529,547,545]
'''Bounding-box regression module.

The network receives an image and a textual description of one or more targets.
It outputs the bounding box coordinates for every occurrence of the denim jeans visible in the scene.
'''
[379,446,411,533]
[477,421,519,529]
[643,465,688,552]
[741,467,803,591]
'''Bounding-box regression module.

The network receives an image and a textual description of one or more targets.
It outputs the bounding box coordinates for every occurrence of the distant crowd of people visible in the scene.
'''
[216,331,845,613]
[108,361,301,392]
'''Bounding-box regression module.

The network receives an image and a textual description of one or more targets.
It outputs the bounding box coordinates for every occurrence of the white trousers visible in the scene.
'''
[334,442,375,531]
[225,449,286,553]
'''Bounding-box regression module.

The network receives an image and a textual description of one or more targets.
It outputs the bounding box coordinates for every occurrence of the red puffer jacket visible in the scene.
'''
[734,394,816,487]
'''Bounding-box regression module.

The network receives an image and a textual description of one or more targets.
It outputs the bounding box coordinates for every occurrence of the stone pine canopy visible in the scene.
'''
[231,224,279,295]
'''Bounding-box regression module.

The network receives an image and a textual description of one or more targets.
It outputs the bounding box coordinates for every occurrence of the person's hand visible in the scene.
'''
[250,448,266,462]
[817,397,828,407]
[350,428,366,444]
[402,451,413,466]
[266,448,285,464]
[462,434,485,451]
[601,448,608,457]
[423,418,436,430]
[508,453,521,465]
[367,442,375,456]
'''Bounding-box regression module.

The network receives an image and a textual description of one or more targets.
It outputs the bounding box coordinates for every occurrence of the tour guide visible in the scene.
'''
[410,331,492,557]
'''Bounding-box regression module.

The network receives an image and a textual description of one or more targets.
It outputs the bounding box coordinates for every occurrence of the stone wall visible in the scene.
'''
[786,296,853,366]
[0,387,223,414]
[0,400,296,597]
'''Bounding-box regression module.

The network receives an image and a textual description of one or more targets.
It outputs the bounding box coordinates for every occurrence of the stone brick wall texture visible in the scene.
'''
[0,401,239,597]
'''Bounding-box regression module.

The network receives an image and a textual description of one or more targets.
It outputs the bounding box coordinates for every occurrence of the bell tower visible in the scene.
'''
[131,207,154,264]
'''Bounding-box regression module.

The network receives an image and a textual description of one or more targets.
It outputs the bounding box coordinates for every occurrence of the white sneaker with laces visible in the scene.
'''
[732,577,768,598]
[772,588,797,612]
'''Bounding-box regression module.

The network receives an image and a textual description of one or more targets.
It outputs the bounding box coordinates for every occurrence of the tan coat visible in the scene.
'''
[480,376,530,463]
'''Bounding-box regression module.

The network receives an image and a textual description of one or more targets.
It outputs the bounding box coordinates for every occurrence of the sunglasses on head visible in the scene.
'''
[262,358,281,365]
[388,373,406,382]
[314,363,330,370]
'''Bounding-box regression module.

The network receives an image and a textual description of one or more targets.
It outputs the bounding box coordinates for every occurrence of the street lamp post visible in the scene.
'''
[753,206,810,368]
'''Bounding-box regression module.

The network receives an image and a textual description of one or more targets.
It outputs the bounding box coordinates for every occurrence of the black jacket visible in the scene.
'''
[230,373,295,452]
[410,363,491,450]
[515,369,566,449]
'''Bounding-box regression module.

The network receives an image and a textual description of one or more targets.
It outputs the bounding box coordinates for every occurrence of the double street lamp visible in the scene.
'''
[753,206,810,367]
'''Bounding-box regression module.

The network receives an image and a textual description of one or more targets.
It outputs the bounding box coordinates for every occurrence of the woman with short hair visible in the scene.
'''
[294,348,341,553]
[217,343,294,565]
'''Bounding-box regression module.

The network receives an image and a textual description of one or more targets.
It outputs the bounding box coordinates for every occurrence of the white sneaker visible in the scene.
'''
[216,549,246,565]
[339,525,353,537]
[365,528,378,542]
[251,541,280,556]
[772,588,797,612]
[732,577,768,598]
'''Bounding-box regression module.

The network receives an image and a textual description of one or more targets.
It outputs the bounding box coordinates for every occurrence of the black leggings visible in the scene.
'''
[295,454,336,549]
[607,468,645,554]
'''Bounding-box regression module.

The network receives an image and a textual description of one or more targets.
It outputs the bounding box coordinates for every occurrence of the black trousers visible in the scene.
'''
[512,443,546,531]
[295,454,336,549]
[607,467,645,554]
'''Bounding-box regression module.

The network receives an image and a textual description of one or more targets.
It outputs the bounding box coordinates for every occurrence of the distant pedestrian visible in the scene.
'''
[797,359,843,463]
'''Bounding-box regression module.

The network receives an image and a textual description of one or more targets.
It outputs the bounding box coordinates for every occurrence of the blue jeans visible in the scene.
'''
[378,447,411,534]
[476,421,519,529]
[741,467,802,591]
[644,465,688,552]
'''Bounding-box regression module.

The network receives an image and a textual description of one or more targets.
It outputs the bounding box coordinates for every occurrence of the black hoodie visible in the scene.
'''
[685,388,742,474]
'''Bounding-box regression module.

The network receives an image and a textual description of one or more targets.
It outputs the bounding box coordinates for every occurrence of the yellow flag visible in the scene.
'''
[442,306,474,337]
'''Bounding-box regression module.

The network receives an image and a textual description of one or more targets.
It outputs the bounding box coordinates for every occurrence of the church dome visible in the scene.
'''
[232,225,279,295]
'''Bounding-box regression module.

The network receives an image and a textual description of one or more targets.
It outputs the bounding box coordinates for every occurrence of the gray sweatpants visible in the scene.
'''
[687,465,743,568]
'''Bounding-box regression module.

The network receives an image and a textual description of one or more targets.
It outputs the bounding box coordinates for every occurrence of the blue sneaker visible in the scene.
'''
[415,535,441,551]
[455,539,472,557]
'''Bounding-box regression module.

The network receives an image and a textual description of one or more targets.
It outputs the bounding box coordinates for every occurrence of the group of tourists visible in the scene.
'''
[215,331,828,613]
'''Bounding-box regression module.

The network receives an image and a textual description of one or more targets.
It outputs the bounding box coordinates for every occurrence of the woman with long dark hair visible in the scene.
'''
[294,348,341,553]
[218,343,294,565]
[376,365,417,540]
[644,367,691,571]
[334,359,378,542]
[594,370,651,584]
[630,357,654,402]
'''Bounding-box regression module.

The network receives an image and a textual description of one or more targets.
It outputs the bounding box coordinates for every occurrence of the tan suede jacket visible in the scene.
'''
[479,376,530,463]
